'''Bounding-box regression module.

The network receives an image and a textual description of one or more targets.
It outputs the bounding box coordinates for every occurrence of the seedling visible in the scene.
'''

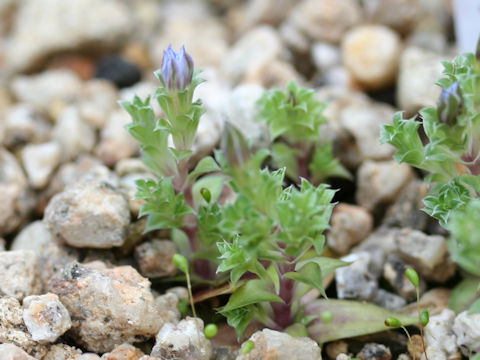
[385,268,429,360]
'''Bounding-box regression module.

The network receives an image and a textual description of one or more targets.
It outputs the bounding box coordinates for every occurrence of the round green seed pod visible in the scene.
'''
[405,268,419,288]
[204,323,218,339]
[242,340,255,354]
[172,253,189,274]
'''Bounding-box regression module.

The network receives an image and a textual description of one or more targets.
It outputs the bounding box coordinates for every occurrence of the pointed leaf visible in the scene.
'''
[186,156,220,184]
[220,279,283,312]
[305,299,417,344]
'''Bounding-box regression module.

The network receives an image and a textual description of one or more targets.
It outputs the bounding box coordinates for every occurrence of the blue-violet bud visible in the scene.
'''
[161,45,194,91]
[437,81,463,126]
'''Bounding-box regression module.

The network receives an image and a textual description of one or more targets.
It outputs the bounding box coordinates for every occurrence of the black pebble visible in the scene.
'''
[95,55,141,88]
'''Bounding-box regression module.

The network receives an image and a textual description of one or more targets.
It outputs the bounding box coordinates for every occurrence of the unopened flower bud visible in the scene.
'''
[221,122,251,167]
[437,82,463,126]
[160,45,194,91]
[384,317,402,327]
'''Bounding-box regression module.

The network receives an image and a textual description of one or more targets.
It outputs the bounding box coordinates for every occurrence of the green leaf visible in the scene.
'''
[449,277,480,313]
[446,198,480,276]
[305,299,417,344]
[271,142,301,180]
[219,279,283,312]
[468,298,480,315]
[192,174,225,208]
[257,81,326,142]
[380,112,425,166]
[171,228,192,259]
[267,264,280,294]
[136,178,194,232]
[186,156,221,185]
[296,256,350,279]
[284,262,326,297]
[309,142,351,183]
[221,306,256,339]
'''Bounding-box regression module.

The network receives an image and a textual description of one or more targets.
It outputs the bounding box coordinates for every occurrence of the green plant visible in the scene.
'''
[380,43,480,313]
[122,45,416,343]
[257,81,350,183]
[385,268,429,360]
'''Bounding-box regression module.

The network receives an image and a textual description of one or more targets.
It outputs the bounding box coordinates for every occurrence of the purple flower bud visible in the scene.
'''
[437,81,463,126]
[161,45,194,91]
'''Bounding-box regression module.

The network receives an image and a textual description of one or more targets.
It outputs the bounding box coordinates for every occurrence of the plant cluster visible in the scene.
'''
[121,46,414,343]
[381,45,480,313]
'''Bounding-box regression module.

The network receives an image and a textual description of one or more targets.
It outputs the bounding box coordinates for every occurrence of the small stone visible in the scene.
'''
[187,70,227,159]
[100,343,145,360]
[95,109,139,167]
[311,42,341,72]
[22,293,72,343]
[10,70,82,111]
[0,148,33,235]
[357,343,391,360]
[52,106,96,162]
[151,317,212,360]
[48,54,96,81]
[221,84,269,149]
[115,158,152,177]
[21,142,61,189]
[41,156,113,207]
[356,160,414,212]
[78,79,118,129]
[134,239,178,278]
[342,25,402,90]
[339,100,396,162]
[222,25,285,84]
[407,335,424,360]
[0,343,37,360]
[394,229,456,282]
[397,47,446,115]
[0,296,49,358]
[245,59,303,88]
[154,292,182,325]
[2,104,51,149]
[336,252,378,300]
[408,288,451,317]
[336,355,351,360]
[0,250,41,300]
[371,289,406,311]
[43,344,82,360]
[422,309,458,360]
[362,0,420,35]
[235,328,322,360]
[325,340,348,360]
[453,311,480,356]
[241,0,296,29]
[118,173,148,216]
[278,21,310,53]
[327,203,373,255]
[383,180,430,230]
[383,254,423,301]
[95,55,142,89]
[151,2,228,69]
[78,355,101,360]
[45,262,165,353]
[354,227,400,276]
[286,0,362,44]
[5,0,133,72]
[44,178,130,249]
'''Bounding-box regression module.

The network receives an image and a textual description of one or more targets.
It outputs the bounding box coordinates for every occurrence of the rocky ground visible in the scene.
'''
[0,0,479,359]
